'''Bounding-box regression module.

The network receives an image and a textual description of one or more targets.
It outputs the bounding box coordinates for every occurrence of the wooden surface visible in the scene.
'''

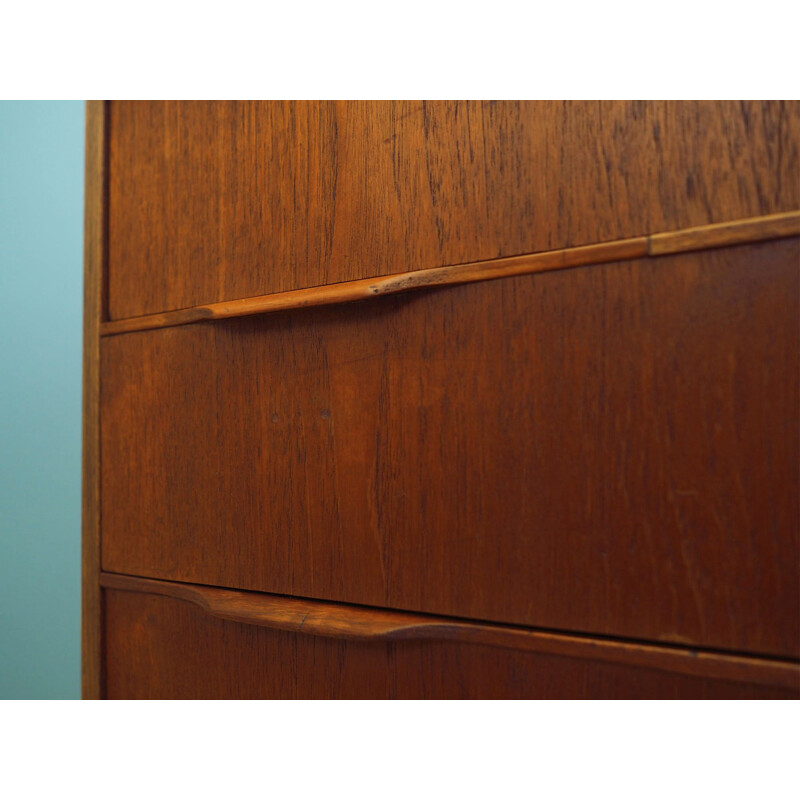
[100,239,800,659]
[106,101,800,319]
[648,209,800,256]
[102,236,648,335]
[101,574,800,692]
[81,100,106,700]
[103,589,799,699]
[100,211,800,336]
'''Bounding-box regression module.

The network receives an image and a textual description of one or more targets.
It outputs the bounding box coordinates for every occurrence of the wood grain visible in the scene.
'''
[106,101,800,319]
[100,573,800,692]
[100,239,800,658]
[81,100,106,700]
[101,237,648,335]
[649,209,800,255]
[101,211,800,337]
[103,588,799,699]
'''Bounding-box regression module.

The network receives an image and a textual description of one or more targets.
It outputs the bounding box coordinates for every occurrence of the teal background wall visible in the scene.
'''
[0,101,84,699]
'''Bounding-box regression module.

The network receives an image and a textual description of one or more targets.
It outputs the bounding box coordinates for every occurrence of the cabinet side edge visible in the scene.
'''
[82,100,107,700]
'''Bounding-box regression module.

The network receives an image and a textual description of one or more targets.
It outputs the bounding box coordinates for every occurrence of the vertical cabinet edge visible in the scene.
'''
[82,100,107,699]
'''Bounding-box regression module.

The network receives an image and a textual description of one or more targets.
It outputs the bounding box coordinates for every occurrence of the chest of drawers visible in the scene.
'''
[83,101,800,699]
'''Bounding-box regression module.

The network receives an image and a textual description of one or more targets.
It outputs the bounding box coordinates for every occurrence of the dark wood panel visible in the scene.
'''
[101,240,800,657]
[103,590,799,699]
[107,101,800,319]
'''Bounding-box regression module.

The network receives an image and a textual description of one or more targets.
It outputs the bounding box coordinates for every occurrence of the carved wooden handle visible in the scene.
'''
[100,572,800,692]
[101,211,800,337]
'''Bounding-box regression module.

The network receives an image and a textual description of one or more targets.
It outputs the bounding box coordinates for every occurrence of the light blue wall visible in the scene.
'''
[0,101,84,699]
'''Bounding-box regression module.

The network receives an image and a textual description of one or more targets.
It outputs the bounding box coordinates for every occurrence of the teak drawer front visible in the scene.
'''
[102,586,798,700]
[101,240,800,658]
[106,100,800,319]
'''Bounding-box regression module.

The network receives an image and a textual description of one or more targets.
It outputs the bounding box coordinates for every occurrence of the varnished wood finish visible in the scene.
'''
[100,574,800,692]
[100,239,800,659]
[81,100,106,700]
[107,101,800,319]
[101,237,648,335]
[103,589,799,699]
[648,209,800,256]
[101,211,800,337]
[89,100,800,698]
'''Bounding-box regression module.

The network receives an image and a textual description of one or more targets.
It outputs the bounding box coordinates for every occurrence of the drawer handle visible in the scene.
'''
[100,210,800,337]
[99,572,799,692]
